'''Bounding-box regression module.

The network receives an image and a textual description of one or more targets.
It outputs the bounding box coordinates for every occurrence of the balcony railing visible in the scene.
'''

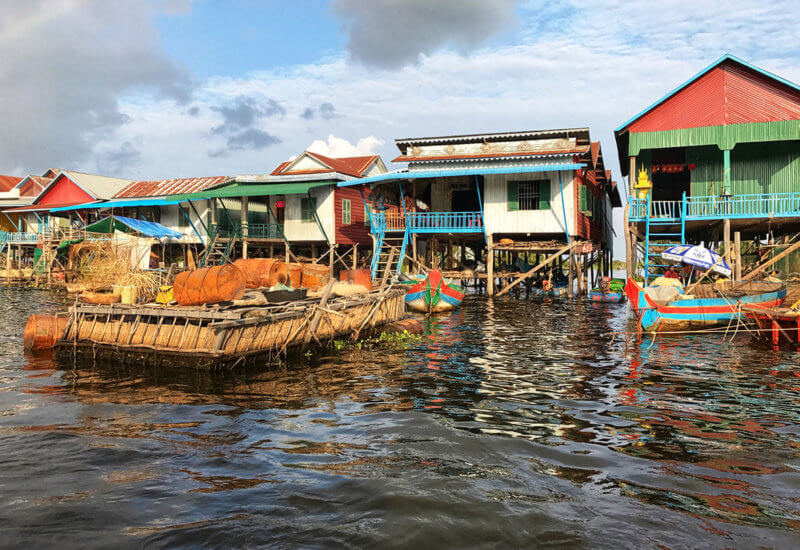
[1,231,39,243]
[370,211,484,234]
[213,222,284,240]
[246,223,284,239]
[630,192,800,222]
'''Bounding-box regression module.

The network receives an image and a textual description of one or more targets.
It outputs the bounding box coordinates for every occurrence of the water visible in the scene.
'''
[1,287,799,548]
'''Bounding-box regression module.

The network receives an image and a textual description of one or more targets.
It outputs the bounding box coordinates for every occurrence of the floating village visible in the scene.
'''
[8,54,800,364]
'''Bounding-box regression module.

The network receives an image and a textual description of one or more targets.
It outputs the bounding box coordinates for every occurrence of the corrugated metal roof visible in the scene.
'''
[3,201,99,213]
[393,150,583,163]
[16,176,52,197]
[0,175,23,192]
[617,54,800,133]
[272,152,380,177]
[338,164,586,187]
[56,171,131,199]
[394,128,590,152]
[113,176,230,198]
[172,181,331,201]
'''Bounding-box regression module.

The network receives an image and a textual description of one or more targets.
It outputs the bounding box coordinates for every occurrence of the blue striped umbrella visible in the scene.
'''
[661,244,732,277]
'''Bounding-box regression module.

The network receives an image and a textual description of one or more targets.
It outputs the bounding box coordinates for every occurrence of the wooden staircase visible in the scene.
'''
[200,225,239,268]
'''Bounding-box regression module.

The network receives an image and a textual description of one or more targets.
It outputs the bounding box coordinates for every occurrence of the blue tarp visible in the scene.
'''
[83,215,183,239]
[50,198,182,212]
[337,163,586,187]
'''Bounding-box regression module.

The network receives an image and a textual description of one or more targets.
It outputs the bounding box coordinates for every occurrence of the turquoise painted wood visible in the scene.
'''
[368,211,483,235]
[631,192,800,222]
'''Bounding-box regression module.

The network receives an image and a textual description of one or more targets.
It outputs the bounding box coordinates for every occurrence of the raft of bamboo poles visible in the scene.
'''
[54,286,407,368]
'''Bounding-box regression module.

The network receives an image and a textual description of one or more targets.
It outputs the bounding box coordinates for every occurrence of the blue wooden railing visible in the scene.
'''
[0,231,39,243]
[630,192,800,222]
[369,211,483,234]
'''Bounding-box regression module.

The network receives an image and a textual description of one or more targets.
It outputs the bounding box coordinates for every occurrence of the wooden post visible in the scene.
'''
[629,156,637,197]
[285,243,289,262]
[329,244,335,278]
[723,218,731,267]
[352,244,358,269]
[269,242,274,258]
[734,231,741,280]
[241,196,249,259]
[630,229,638,281]
[448,238,454,270]
[412,234,418,268]
[486,235,494,296]
[623,205,632,279]
[311,243,317,260]
[568,249,574,298]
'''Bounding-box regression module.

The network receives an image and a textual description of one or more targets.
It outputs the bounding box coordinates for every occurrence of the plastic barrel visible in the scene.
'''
[286,263,303,289]
[301,263,330,291]
[172,265,246,306]
[233,259,288,288]
[24,315,68,351]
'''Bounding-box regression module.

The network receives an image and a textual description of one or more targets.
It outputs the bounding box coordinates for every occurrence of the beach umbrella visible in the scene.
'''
[661,244,731,277]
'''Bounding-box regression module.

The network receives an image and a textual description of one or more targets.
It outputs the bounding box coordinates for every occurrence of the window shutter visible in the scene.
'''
[538,180,551,210]
[579,185,587,213]
[342,199,351,224]
[507,181,519,211]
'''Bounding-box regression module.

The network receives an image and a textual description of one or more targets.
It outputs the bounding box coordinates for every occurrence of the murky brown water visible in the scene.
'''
[1,287,799,548]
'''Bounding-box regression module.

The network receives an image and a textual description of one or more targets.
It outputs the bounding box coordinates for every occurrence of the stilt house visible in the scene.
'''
[616,54,800,282]
[339,129,620,294]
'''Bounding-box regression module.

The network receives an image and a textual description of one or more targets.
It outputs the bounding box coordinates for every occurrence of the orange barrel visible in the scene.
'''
[339,269,372,291]
[233,259,288,288]
[172,264,245,306]
[286,263,303,289]
[24,315,68,351]
[301,263,331,291]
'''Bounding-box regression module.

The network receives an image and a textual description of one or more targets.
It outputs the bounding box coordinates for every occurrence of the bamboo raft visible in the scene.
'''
[54,287,407,368]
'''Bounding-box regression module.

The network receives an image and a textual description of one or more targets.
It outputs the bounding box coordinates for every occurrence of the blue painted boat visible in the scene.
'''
[626,278,786,332]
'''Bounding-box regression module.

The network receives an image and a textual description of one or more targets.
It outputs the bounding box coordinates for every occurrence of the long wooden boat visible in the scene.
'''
[54,287,407,368]
[625,278,786,332]
[402,270,465,313]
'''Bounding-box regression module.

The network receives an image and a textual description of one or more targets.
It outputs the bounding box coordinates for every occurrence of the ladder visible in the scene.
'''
[370,231,405,279]
[200,225,240,268]
[642,192,686,284]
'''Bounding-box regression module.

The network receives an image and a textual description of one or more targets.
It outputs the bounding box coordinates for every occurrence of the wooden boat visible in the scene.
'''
[534,283,568,297]
[402,270,465,313]
[625,278,786,332]
[590,278,625,302]
[589,289,625,302]
[53,288,407,368]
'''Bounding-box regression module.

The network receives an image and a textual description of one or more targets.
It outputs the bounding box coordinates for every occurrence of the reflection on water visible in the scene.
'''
[1,288,799,547]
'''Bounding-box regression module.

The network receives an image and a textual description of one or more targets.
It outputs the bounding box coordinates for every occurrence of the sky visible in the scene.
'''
[1,0,799,254]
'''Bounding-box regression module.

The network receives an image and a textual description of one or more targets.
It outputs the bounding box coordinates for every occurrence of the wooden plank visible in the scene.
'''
[496,242,575,297]
[742,239,800,280]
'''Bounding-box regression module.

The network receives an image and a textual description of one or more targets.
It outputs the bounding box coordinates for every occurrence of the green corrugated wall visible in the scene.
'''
[628,120,800,155]
[686,141,800,195]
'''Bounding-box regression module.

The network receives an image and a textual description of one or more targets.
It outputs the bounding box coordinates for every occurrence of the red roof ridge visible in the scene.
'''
[274,151,379,177]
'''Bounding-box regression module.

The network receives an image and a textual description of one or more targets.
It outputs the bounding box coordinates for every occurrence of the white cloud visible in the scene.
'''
[307,135,385,157]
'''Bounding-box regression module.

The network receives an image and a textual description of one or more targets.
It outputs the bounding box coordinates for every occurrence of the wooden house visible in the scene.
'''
[2,170,131,237]
[174,151,386,267]
[339,129,620,294]
[615,54,800,282]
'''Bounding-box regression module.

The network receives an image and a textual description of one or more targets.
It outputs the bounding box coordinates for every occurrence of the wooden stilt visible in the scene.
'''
[352,244,358,269]
[568,249,574,298]
[487,235,494,296]
[734,231,741,280]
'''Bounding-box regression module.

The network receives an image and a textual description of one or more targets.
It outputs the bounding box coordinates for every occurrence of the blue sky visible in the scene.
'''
[156,1,344,78]
[2,0,800,256]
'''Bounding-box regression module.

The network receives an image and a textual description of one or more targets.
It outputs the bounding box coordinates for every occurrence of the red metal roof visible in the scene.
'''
[113,176,230,198]
[17,176,52,197]
[272,153,379,177]
[0,175,23,192]
[392,147,589,163]
[626,58,800,133]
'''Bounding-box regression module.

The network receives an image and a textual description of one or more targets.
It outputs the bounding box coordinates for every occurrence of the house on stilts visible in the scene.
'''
[616,54,800,283]
[339,128,621,295]
[173,150,386,269]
